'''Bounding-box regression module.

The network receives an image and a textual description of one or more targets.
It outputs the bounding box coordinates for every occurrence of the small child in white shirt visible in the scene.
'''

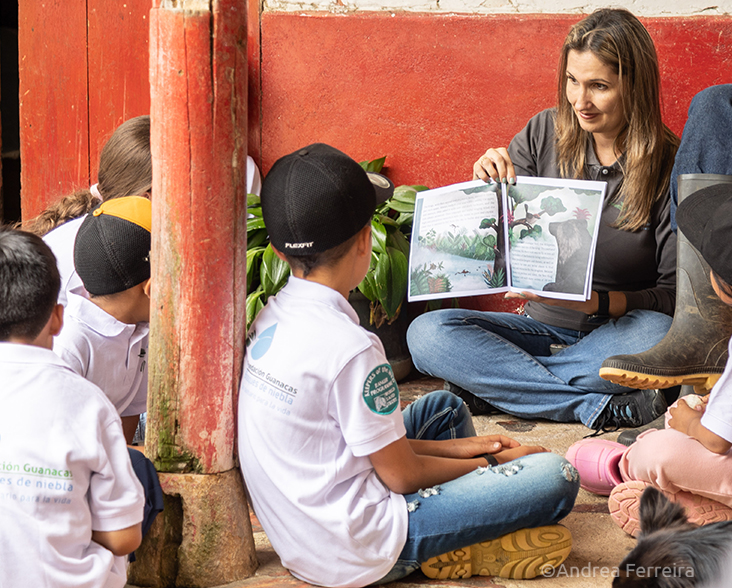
[0,227,144,588]
[239,143,580,587]
[53,196,152,444]
[50,195,163,554]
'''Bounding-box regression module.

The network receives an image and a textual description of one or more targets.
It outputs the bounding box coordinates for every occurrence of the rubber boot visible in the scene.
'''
[600,174,732,392]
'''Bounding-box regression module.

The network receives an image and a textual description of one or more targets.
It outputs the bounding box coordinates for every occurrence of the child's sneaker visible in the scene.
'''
[420,525,572,580]
[565,438,625,495]
[609,481,732,538]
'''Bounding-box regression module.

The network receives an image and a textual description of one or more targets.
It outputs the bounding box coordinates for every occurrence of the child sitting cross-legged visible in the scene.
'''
[237,143,580,587]
[565,183,732,537]
[0,227,144,587]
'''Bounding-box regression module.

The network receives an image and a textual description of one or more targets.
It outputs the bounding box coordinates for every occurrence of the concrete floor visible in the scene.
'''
[131,375,638,588]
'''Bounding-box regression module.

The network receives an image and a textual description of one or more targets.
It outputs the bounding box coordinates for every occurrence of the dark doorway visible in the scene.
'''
[1,0,20,224]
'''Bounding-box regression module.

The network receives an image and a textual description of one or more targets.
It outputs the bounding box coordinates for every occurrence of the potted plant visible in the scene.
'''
[245,157,426,380]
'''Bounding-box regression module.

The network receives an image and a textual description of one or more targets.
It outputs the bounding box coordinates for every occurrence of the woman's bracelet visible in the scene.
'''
[594,290,610,318]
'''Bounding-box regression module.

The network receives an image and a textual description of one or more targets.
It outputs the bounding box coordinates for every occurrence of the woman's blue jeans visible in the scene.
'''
[407,309,672,428]
[375,390,580,584]
[670,84,732,231]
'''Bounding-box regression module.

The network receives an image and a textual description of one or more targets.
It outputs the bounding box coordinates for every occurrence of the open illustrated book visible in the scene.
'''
[408,177,607,302]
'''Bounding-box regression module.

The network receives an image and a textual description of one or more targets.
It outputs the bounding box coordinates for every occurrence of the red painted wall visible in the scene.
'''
[18,0,151,220]
[260,12,732,189]
[258,12,732,312]
[18,7,732,239]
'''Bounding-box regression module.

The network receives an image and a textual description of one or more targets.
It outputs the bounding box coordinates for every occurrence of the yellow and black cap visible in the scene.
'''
[74,196,152,296]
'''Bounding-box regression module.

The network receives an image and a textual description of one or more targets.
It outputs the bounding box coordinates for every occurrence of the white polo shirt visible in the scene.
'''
[53,292,149,417]
[43,216,87,306]
[238,277,408,588]
[0,343,144,588]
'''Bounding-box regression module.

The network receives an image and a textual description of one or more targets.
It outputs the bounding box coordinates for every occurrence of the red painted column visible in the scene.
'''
[148,0,248,474]
[135,1,256,585]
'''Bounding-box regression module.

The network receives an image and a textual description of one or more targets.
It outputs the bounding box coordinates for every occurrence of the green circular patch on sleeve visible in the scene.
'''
[362,363,399,415]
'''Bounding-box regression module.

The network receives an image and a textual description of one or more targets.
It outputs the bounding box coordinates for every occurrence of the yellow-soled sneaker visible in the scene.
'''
[420,525,572,580]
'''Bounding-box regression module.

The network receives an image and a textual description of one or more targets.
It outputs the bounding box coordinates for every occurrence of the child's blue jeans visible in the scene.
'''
[374,390,579,584]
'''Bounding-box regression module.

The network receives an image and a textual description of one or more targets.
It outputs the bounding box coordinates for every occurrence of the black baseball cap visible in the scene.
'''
[676,183,732,286]
[261,143,394,256]
[74,196,152,296]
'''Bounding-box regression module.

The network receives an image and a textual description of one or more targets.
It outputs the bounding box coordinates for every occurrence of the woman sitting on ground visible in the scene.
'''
[408,8,678,433]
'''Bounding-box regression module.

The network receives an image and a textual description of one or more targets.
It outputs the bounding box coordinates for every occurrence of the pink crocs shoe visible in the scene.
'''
[609,481,732,538]
[565,438,625,495]
[608,480,647,537]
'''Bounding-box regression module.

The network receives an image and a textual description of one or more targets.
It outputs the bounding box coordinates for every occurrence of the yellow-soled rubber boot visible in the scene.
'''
[420,524,572,580]
[599,174,732,393]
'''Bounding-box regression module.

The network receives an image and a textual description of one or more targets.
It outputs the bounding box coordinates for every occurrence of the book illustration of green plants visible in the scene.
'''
[410,262,453,296]
[482,266,505,289]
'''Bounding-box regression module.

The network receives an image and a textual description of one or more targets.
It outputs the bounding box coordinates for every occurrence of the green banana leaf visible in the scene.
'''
[260,244,290,297]
[372,246,408,319]
[246,288,266,330]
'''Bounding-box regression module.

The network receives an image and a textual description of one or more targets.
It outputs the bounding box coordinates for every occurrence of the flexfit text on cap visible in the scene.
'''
[74,196,152,296]
[261,143,394,256]
[676,183,732,287]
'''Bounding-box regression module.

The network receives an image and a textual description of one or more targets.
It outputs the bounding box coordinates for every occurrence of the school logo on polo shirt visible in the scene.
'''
[248,323,277,360]
[362,364,399,415]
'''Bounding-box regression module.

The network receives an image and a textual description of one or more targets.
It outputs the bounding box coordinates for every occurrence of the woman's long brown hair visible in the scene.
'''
[555,9,679,231]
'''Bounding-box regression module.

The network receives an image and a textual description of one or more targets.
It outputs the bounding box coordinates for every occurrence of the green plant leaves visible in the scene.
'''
[260,244,290,297]
[247,229,268,250]
[372,246,408,319]
[359,156,386,173]
[371,217,388,254]
[247,246,266,290]
[247,216,266,231]
[246,288,266,331]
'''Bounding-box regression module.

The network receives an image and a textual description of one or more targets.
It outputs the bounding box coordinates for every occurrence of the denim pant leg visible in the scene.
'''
[376,452,580,584]
[127,448,164,562]
[402,389,476,441]
[407,308,671,427]
[670,85,732,231]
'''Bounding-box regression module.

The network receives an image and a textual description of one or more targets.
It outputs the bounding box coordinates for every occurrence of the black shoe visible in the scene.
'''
[616,414,665,446]
[590,389,667,436]
[443,381,501,416]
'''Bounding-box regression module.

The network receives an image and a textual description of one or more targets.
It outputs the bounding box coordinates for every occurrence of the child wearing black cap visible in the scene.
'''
[565,183,732,538]
[51,195,163,555]
[237,143,579,587]
[53,196,152,444]
[0,227,144,587]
